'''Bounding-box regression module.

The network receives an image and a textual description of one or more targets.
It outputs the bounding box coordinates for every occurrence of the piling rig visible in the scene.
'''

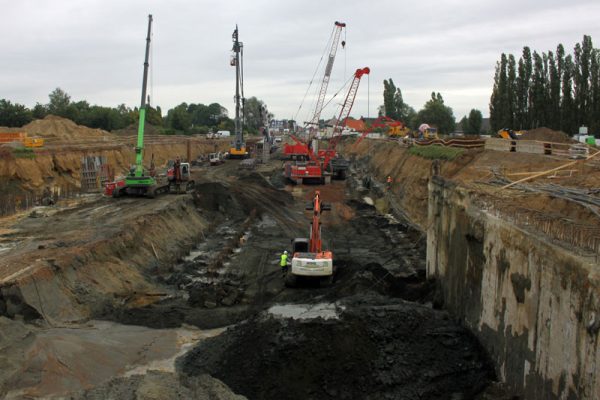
[228,25,248,159]
[286,190,333,287]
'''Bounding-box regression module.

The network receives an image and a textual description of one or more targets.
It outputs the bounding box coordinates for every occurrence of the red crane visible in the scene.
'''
[285,67,370,184]
[319,67,370,170]
[283,21,346,160]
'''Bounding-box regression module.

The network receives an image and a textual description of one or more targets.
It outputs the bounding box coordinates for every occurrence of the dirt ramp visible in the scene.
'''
[180,295,493,400]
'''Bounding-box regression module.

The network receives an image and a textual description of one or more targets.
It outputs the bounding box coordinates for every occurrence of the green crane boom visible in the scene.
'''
[135,14,152,178]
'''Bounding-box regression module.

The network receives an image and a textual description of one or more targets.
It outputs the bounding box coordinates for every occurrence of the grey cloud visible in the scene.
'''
[1,0,599,120]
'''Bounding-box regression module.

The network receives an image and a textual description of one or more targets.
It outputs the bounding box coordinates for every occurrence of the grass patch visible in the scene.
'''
[408,145,464,160]
[12,147,36,159]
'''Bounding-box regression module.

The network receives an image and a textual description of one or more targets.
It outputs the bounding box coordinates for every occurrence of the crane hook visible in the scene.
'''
[341,40,346,49]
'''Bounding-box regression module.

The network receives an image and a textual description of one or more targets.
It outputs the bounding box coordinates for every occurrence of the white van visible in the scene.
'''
[217,130,231,137]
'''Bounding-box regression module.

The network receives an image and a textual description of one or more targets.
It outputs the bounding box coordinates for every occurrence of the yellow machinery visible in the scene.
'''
[23,137,44,147]
[498,129,524,140]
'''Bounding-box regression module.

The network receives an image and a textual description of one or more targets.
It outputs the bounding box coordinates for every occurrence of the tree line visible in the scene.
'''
[0,88,270,135]
[380,79,483,135]
[489,35,600,135]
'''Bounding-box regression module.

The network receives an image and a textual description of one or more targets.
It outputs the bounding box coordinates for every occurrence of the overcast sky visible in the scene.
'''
[2,0,600,122]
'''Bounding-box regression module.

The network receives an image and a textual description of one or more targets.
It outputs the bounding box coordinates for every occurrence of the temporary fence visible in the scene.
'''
[0,185,81,217]
[414,137,486,149]
[484,138,590,158]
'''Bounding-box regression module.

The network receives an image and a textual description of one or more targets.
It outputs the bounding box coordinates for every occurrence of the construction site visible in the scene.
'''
[1,13,600,400]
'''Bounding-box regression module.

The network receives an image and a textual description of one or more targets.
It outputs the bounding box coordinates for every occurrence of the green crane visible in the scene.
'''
[114,14,158,197]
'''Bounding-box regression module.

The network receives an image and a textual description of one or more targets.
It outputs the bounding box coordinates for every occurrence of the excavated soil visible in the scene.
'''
[0,152,512,399]
[1,115,115,141]
[520,127,576,143]
[180,295,492,400]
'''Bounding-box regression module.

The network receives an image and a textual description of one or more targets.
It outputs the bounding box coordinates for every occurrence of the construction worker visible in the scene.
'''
[280,250,289,275]
[386,175,393,191]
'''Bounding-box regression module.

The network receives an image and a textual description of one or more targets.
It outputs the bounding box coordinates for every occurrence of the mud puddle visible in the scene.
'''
[0,318,224,399]
[267,302,344,320]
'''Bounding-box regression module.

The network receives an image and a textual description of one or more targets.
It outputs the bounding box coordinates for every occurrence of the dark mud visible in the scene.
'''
[179,294,493,400]
[100,171,498,399]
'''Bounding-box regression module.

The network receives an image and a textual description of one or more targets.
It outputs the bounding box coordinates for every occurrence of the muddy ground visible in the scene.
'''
[1,158,506,399]
[89,162,500,399]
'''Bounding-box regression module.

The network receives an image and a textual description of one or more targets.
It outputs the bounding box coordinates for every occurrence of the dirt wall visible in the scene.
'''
[0,140,230,191]
[427,177,600,399]
[0,196,209,323]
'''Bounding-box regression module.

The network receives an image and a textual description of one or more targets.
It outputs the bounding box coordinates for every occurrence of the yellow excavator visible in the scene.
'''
[498,128,525,140]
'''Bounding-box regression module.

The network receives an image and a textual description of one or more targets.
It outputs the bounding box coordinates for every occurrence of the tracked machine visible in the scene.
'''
[283,21,346,161]
[285,67,370,184]
[286,191,333,287]
[228,25,248,159]
[112,15,194,198]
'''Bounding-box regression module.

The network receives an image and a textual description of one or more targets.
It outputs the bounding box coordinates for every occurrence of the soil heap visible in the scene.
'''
[20,115,115,142]
[520,127,575,143]
[180,295,494,400]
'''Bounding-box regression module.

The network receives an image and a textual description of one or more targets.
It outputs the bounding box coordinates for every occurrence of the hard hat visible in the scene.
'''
[284,250,288,254]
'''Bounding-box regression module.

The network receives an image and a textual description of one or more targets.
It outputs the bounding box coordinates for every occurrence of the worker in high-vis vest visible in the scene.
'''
[280,250,289,274]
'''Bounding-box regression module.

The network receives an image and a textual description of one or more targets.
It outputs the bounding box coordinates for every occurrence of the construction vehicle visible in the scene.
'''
[498,128,523,140]
[228,25,248,159]
[352,116,409,147]
[0,132,44,148]
[371,116,410,137]
[209,152,225,165]
[111,15,194,198]
[286,190,333,287]
[417,123,439,139]
[283,21,346,160]
[285,67,370,184]
[166,159,194,194]
[112,15,161,198]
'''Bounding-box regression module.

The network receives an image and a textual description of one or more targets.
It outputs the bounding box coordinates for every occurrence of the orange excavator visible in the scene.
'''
[286,190,333,287]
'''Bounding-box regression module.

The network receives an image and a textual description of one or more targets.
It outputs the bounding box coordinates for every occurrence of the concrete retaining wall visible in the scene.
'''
[426,177,600,399]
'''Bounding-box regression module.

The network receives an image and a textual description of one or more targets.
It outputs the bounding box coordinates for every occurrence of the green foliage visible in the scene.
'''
[243,97,270,134]
[166,103,192,132]
[490,35,600,134]
[47,88,71,116]
[1,86,271,136]
[466,109,483,134]
[414,92,456,134]
[32,103,47,119]
[459,116,468,132]
[382,79,415,122]
[12,147,35,159]
[408,145,464,160]
[0,99,33,127]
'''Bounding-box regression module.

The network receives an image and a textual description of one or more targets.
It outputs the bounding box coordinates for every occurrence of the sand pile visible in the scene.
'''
[521,127,575,143]
[21,115,115,141]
